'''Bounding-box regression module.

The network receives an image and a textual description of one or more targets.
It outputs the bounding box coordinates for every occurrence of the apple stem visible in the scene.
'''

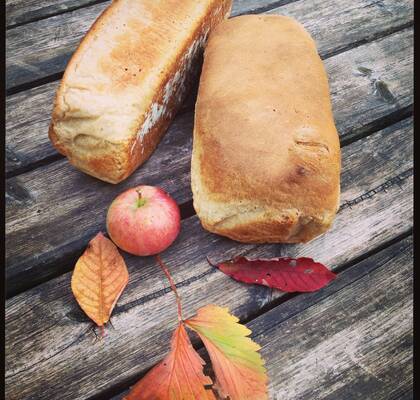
[156,254,183,322]
[136,190,147,208]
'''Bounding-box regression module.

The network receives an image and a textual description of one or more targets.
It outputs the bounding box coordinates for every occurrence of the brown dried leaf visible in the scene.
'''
[71,232,129,326]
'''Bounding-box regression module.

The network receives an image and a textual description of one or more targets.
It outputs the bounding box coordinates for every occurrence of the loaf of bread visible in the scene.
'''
[49,0,232,184]
[191,15,341,243]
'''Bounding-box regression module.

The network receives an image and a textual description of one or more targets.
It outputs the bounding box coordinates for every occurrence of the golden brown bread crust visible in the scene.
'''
[49,0,232,184]
[191,15,341,243]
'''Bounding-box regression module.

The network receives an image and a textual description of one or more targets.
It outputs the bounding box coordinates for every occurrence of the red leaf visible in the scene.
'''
[216,256,336,292]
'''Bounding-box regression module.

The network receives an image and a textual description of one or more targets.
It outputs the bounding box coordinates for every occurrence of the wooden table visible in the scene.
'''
[5,1,413,399]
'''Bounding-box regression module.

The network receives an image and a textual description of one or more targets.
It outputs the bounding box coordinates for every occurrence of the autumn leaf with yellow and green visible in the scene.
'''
[124,305,268,399]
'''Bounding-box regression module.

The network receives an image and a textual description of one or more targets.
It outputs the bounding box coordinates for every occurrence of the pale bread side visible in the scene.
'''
[49,0,232,183]
[191,15,341,243]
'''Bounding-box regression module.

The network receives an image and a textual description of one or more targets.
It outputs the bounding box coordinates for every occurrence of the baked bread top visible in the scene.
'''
[50,0,230,182]
[191,15,341,243]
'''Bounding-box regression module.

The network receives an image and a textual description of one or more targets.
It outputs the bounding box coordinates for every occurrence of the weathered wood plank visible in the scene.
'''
[232,0,294,15]
[6,81,60,175]
[256,237,413,400]
[110,236,413,400]
[5,0,413,91]
[6,111,194,295]
[5,80,198,177]
[5,18,414,176]
[5,29,414,296]
[396,390,415,400]
[5,0,290,28]
[5,0,105,28]
[5,120,413,399]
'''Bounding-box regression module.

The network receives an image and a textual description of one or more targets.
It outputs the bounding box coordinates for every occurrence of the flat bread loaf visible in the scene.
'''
[191,15,341,243]
[49,0,232,183]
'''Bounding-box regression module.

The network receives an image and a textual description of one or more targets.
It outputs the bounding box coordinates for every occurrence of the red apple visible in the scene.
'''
[106,185,181,256]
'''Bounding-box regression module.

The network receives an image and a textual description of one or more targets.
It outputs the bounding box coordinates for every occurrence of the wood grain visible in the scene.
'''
[5,0,289,28]
[5,29,414,296]
[6,0,105,28]
[232,0,296,15]
[6,80,59,175]
[110,236,413,400]
[257,237,413,400]
[5,118,413,399]
[5,0,413,91]
[5,2,414,399]
[6,1,413,175]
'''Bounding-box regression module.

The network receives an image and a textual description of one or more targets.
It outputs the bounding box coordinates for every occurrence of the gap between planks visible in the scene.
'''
[5,3,413,177]
[4,118,413,398]
[5,115,413,297]
[6,0,110,29]
[5,192,413,398]
[100,233,413,400]
[4,1,416,396]
[5,0,298,30]
[5,0,413,93]
[5,26,414,188]
[250,236,412,400]
[5,214,414,398]
[5,15,414,176]
[5,79,200,179]
[5,0,296,93]
[5,23,415,296]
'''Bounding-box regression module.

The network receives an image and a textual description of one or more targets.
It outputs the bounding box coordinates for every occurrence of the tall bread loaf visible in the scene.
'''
[49,0,232,184]
[191,15,341,243]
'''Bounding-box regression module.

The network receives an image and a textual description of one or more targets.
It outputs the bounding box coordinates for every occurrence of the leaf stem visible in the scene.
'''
[206,256,218,268]
[156,255,183,322]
